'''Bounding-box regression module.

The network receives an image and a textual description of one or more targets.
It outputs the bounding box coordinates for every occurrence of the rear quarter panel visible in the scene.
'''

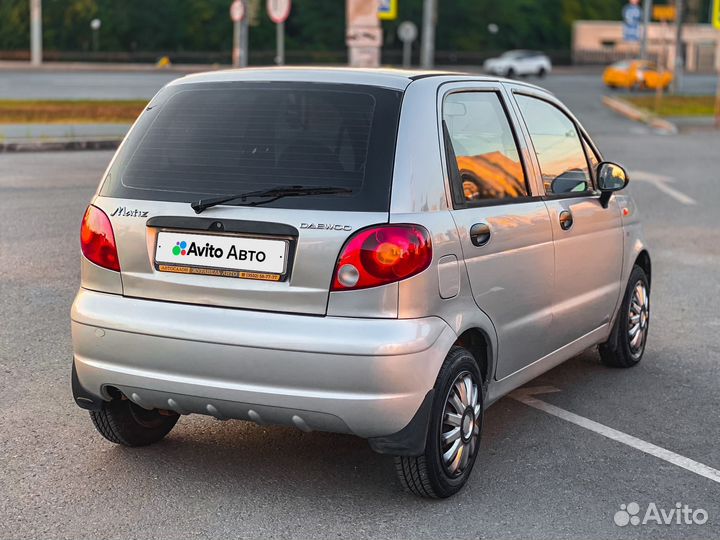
[389,77,500,381]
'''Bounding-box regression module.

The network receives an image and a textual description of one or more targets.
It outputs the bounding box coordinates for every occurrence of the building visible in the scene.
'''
[572,20,720,72]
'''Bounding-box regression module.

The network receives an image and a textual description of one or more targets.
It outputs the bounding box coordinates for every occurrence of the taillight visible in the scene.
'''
[331,225,432,291]
[80,205,120,272]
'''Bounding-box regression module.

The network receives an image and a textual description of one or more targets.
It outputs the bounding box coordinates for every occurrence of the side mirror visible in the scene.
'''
[596,161,629,208]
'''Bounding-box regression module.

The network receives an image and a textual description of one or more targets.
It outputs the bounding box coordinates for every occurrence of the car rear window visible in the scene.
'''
[100,82,403,212]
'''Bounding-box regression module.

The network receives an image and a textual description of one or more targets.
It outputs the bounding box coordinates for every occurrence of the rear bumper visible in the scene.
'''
[71,289,456,439]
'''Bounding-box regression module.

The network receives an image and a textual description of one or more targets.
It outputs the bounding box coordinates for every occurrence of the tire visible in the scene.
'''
[599,265,650,368]
[89,398,179,447]
[537,67,547,78]
[394,347,483,498]
[505,68,515,78]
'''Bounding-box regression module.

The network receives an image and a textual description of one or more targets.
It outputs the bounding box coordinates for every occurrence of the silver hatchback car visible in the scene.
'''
[72,68,651,498]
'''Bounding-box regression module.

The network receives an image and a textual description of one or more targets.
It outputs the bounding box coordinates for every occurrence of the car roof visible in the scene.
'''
[169,67,551,94]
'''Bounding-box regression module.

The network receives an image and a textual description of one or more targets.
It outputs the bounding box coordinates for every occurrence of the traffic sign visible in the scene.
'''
[652,5,676,21]
[378,0,397,21]
[398,21,417,43]
[622,2,642,42]
[712,0,720,30]
[230,0,244,22]
[267,0,291,24]
[398,21,417,68]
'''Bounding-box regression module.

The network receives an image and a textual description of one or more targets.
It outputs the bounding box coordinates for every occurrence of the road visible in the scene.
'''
[1,71,719,540]
[0,70,181,100]
[0,68,716,100]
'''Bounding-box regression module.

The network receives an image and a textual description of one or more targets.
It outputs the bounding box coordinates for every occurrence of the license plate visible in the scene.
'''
[155,231,288,280]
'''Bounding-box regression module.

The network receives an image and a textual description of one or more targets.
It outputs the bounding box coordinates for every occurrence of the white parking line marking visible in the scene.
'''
[510,386,720,485]
[631,170,697,205]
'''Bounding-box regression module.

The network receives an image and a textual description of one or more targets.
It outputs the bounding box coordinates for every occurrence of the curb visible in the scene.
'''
[602,95,678,134]
[0,138,121,153]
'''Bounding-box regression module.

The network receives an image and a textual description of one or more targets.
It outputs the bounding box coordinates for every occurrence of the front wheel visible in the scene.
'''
[394,347,483,498]
[90,398,179,447]
[600,265,650,368]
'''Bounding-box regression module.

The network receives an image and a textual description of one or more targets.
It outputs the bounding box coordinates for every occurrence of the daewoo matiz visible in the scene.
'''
[72,68,651,498]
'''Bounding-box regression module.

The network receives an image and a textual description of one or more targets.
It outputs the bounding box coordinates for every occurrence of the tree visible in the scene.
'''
[0,0,629,59]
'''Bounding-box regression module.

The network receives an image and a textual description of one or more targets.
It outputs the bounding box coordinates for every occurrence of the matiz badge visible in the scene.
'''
[110,207,149,218]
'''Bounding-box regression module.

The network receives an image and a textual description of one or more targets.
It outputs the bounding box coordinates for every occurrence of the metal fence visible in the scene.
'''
[573,47,717,72]
[572,49,660,65]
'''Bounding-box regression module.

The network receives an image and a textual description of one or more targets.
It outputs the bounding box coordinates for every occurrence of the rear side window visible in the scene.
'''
[443,91,529,205]
[101,82,402,212]
[515,94,592,196]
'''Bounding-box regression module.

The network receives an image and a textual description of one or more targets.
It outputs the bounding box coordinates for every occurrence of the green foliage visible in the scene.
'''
[0,0,627,54]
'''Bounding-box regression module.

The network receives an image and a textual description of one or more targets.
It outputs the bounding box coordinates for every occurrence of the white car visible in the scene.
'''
[483,50,552,78]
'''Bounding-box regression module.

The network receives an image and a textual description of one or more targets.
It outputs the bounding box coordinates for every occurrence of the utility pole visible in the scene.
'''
[276,20,284,65]
[30,0,42,66]
[640,0,653,60]
[230,0,248,67]
[672,0,684,93]
[240,0,249,68]
[420,0,436,69]
[90,19,101,53]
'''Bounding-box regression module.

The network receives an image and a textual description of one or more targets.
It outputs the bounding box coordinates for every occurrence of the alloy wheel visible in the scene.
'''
[440,371,480,477]
[628,280,649,358]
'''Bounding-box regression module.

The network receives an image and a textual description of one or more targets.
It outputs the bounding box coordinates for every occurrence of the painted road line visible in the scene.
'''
[632,170,698,205]
[510,386,720,485]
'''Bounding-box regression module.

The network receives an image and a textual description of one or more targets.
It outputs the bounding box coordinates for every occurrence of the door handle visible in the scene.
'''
[470,222,491,246]
[559,210,573,231]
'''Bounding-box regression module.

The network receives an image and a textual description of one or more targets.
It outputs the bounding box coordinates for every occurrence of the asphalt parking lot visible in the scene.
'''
[1,71,719,539]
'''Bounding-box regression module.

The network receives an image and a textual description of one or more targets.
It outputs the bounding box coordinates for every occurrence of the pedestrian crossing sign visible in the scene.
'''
[378,0,397,21]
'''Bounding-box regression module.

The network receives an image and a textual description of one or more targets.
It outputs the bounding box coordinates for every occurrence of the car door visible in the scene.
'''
[517,53,535,76]
[510,88,624,350]
[440,83,556,380]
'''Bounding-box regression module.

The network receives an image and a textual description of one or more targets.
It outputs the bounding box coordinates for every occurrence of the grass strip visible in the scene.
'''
[623,95,715,117]
[0,99,147,123]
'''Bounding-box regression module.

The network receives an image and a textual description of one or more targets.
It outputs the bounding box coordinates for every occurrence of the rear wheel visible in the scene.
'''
[537,67,547,78]
[505,67,515,78]
[90,398,179,447]
[394,347,483,498]
[599,265,650,368]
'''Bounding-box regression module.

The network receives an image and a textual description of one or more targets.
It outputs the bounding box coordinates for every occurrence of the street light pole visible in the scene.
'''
[230,0,248,68]
[30,0,42,66]
[276,20,284,66]
[420,0,436,69]
[640,0,653,60]
[240,0,249,68]
[90,19,101,53]
[672,0,684,93]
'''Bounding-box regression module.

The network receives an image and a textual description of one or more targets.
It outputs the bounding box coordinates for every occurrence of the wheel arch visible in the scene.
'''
[368,321,496,457]
[634,249,651,286]
[453,327,493,385]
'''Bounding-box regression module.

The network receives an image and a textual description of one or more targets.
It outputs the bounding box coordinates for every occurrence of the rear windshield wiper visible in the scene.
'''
[191,186,352,214]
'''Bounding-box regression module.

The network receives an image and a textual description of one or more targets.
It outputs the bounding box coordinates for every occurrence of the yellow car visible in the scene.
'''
[603,60,673,90]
